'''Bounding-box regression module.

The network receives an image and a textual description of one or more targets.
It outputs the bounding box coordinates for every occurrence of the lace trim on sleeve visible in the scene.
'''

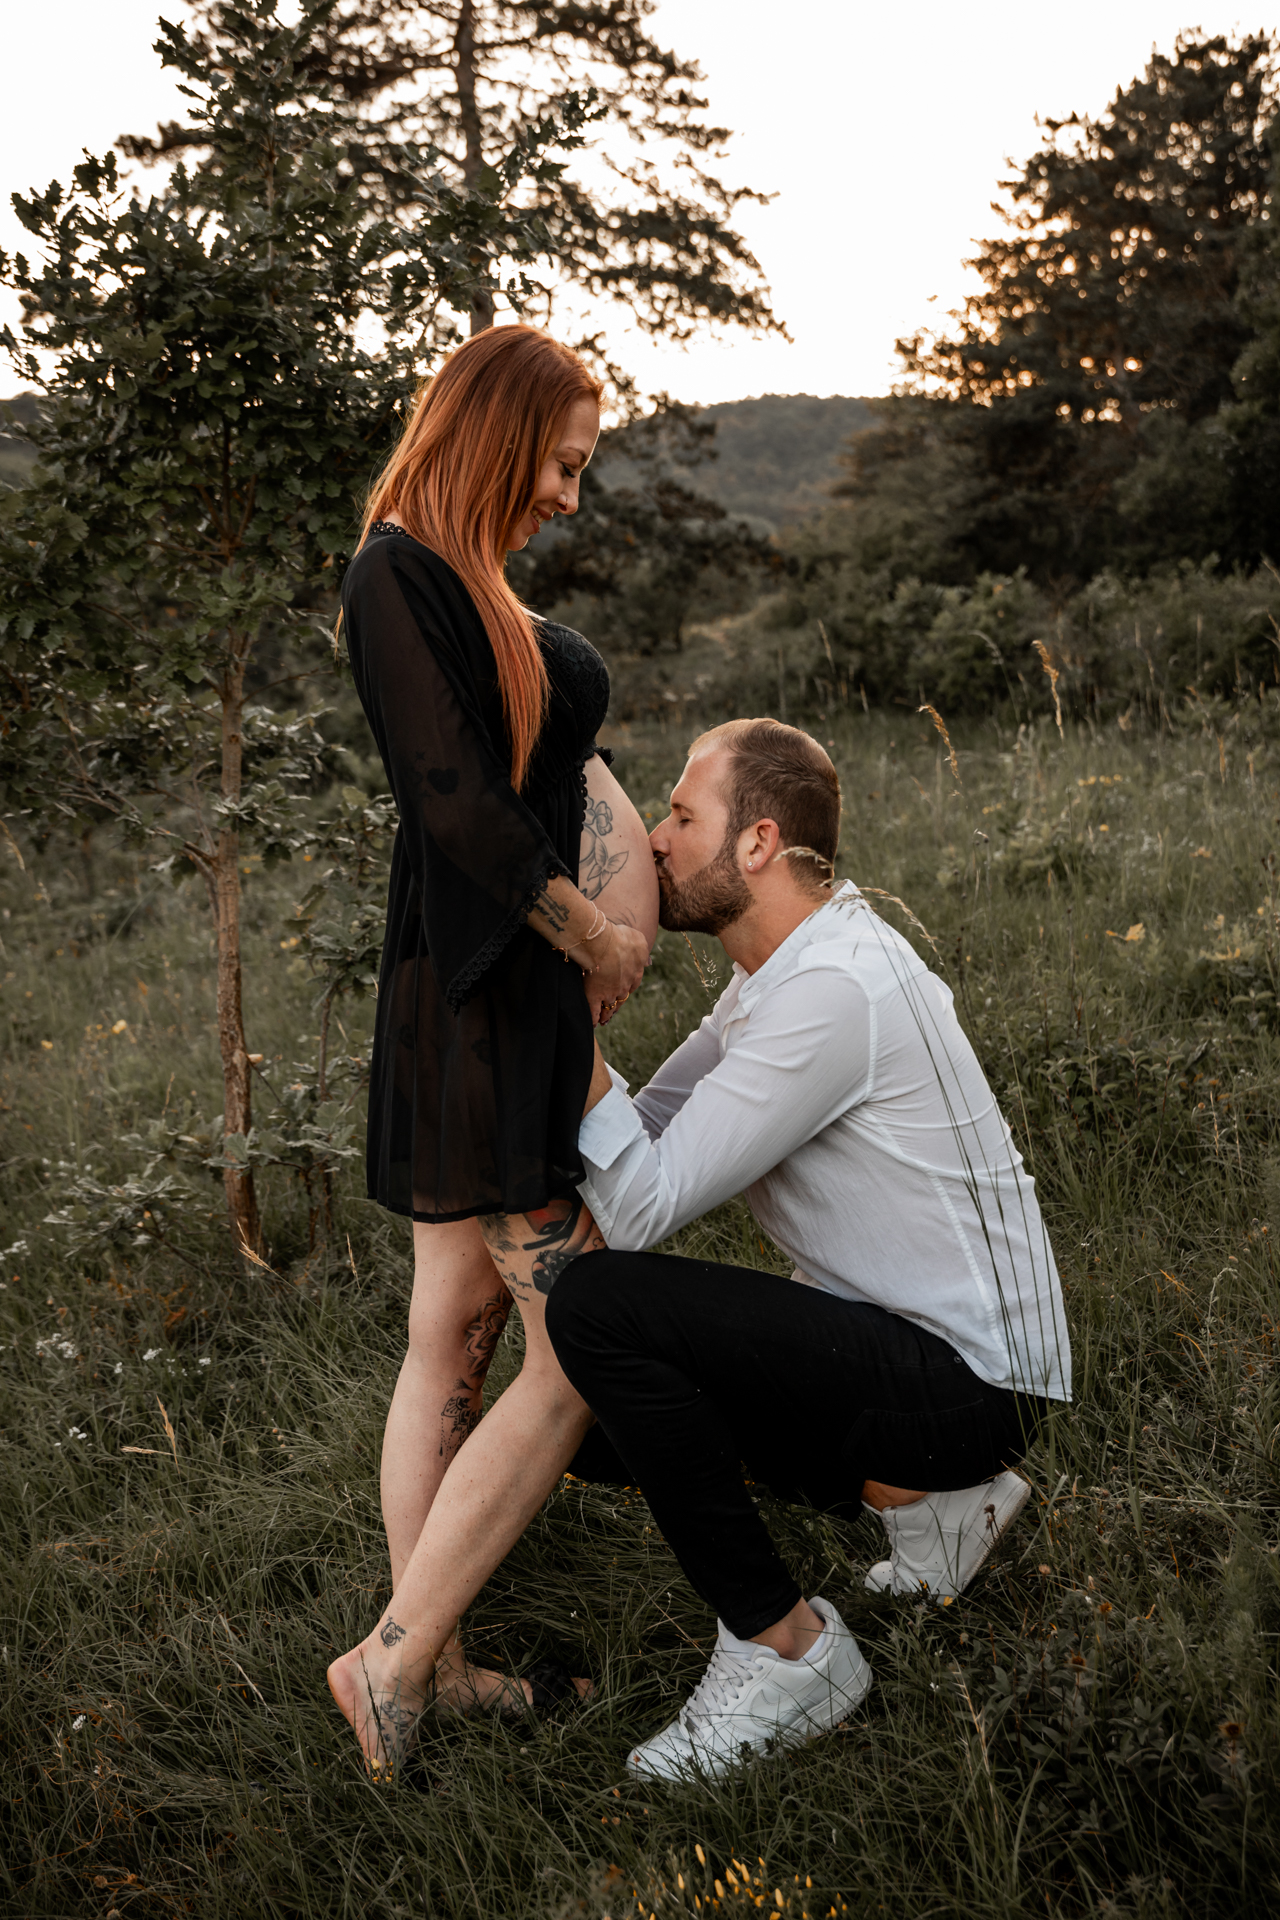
[445,858,570,1013]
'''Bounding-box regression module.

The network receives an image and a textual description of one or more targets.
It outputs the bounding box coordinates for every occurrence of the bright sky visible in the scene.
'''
[1,2,1273,403]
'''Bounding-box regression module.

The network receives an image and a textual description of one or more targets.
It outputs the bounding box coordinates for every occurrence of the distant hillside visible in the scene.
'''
[693,394,875,528]
[0,389,878,525]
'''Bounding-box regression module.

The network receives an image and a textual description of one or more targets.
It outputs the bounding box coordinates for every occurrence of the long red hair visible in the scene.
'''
[363,326,602,790]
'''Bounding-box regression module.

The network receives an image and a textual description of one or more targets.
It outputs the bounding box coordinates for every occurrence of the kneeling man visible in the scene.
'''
[546,719,1071,1783]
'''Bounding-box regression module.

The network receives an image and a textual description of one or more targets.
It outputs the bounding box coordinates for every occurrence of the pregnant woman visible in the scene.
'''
[326,325,658,1774]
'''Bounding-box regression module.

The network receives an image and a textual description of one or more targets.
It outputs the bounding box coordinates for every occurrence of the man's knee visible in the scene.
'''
[544,1247,645,1357]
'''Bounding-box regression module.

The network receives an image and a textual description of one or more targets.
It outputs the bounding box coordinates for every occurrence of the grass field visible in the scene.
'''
[2,702,1279,1918]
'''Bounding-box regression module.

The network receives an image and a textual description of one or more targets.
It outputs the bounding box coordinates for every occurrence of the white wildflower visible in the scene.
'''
[36,1336,78,1361]
[142,1348,161,1362]
[72,1715,86,1732]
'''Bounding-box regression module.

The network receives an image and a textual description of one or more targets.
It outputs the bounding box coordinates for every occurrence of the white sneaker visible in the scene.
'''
[625,1596,871,1785]
[864,1470,1031,1598]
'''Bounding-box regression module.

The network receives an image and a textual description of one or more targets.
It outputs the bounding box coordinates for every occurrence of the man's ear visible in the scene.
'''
[742,819,781,873]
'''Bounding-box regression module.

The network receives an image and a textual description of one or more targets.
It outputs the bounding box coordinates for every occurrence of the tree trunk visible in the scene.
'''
[216,646,262,1256]
[454,0,495,334]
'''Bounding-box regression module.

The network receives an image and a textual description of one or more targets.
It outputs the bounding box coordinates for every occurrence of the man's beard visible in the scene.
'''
[656,837,752,935]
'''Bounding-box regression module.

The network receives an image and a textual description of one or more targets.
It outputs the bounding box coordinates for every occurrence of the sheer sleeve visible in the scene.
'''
[343,537,568,1012]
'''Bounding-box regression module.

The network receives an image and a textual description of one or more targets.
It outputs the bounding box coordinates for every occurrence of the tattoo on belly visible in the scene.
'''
[579,796,632,902]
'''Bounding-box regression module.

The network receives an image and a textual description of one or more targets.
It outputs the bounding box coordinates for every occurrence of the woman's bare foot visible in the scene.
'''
[431,1643,594,1716]
[326,1643,428,1780]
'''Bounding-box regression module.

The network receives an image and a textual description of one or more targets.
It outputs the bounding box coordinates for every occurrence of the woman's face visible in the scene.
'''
[505,395,601,552]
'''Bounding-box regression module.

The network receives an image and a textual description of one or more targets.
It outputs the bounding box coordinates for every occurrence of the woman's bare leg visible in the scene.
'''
[378,1217,523,1711]
[328,1195,603,1774]
[382,1219,508,1583]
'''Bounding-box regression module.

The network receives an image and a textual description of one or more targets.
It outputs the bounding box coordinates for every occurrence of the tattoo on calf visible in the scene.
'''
[380,1617,407,1650]
[439,1390,482,1457]
[579,796,631,902]
[520,1197,606,1295]
[462,1291,510,1383]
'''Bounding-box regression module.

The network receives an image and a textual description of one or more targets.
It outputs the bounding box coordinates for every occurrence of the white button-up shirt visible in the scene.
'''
[578,883,1071,1402]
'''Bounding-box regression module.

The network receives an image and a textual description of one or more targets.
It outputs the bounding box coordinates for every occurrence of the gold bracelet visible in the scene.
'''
[584,920,615,973]
[554,904,608,962]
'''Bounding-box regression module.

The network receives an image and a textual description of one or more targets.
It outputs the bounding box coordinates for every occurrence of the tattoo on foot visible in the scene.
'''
[368,1686,420,1778]
[579,796,631,902]
[380,1618,407,1650]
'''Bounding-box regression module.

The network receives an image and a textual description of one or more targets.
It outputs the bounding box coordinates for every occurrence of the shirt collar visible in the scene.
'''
[734,882,862,1012]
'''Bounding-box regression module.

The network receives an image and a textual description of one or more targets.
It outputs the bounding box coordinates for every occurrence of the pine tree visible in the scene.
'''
[0,0,581,1254]
[897,32,1275,580]
[123,0,780,353]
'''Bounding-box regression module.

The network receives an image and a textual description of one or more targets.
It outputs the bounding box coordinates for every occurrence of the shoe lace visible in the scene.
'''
[680,1643,759,1732]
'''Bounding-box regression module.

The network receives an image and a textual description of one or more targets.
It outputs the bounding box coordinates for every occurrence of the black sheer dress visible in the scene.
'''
[342,525,610,1221]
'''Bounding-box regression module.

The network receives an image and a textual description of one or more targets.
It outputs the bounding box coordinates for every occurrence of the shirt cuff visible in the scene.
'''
[578,1074,642,1171]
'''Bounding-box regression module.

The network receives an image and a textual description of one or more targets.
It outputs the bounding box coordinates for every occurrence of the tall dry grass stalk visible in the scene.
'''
[920,702,963,786]
[1032,640,1065,738]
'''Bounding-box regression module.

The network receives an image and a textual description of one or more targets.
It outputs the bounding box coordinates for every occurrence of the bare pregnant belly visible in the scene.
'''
[580,753,659,953]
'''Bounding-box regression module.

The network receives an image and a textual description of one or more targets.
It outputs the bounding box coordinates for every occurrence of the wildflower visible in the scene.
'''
[198,1357,211,1368]
[72,1715,86,1731]
[143,1348,161,1362]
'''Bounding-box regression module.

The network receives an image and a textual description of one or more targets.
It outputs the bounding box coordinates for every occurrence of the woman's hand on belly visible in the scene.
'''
[579,753,659,1026]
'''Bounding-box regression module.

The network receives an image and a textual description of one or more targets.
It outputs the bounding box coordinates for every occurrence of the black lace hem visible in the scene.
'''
[444,858,570,1013]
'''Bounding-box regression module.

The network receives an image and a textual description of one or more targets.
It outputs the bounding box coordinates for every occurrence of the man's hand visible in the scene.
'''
[585,1037,614,1114]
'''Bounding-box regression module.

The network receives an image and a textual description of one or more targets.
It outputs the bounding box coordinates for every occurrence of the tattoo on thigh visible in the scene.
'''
[439,1390,482,1457]
[380,1617,407,1649]
[520,1198,606,1295]
[462,1291,510,1384]
[479,1212,517,1255]
[579,796,631,902]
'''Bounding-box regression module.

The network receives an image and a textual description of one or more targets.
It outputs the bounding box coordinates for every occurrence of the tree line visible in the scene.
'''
[755,33,1280,721]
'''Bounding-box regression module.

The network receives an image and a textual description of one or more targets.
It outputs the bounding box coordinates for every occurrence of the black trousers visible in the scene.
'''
[548,1250,1048,1641]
